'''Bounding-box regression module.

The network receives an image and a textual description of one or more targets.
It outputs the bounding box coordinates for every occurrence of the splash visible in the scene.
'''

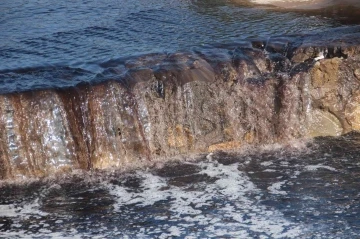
[1,133,360,237]
[1,26,360,180]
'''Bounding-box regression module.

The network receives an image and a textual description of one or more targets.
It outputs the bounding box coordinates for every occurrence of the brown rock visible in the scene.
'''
[354,68,360,80]
[167,124,193,149]
[292,48,315,63]
[208,141,242,152]
[311,58,341,88]
[2,32,360,179]
[345,91,360,131]
[306,109,343,137]
[244,131,255,144]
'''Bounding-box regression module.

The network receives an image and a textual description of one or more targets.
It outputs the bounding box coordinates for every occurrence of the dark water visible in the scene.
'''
[1,133,360,238]
[0,0,356,93]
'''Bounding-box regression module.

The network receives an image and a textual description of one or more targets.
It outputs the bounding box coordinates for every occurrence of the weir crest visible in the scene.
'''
[1,26,360,179]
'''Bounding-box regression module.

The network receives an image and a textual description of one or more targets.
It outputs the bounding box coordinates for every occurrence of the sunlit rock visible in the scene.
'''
[208,141,242,152]
[167,125,194,150]
[1,29,360,179]
[311,58,341,89]
[307,109,343,137]
[354,69,360,80]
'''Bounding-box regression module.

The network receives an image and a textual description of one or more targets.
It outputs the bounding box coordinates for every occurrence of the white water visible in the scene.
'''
[1,134,360,238]
[0,160,306,238]
[105,161,305,238]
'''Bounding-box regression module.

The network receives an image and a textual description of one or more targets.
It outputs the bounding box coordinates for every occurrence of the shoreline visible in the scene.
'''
[230,0,360,24]
[247,0,360,9]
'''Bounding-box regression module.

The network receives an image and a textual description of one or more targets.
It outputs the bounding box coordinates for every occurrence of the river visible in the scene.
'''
[1,134,360,238]
[1,0,360,238]
[0,0,357,93]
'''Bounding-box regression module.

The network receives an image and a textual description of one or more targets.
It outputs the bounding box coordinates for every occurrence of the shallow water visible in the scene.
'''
[1,133,360,238]
[0,0,357,93]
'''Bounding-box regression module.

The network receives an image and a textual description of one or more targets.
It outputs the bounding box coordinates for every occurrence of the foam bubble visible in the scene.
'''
[304,164,337,172]
[105,160,305,237]
[268,181,288,195]
[0,199,48,219]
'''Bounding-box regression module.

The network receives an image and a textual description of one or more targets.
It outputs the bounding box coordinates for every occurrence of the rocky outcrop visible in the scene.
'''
[235,0,360,25]
[1,27,360,179]
[247,0,360,10]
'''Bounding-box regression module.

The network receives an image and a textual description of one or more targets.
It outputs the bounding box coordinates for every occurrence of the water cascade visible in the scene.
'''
[1,27,360,179]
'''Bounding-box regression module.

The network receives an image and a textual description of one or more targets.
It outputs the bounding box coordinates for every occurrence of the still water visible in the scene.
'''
[0,0,356,93]
[1,134,360,238]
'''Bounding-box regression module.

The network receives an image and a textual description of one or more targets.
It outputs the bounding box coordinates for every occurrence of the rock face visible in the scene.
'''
[1,28,360,179]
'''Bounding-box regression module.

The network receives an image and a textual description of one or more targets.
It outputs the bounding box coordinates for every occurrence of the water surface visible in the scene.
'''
[1,2,360,238]
[1,134,360,238]
[0,0,355,93]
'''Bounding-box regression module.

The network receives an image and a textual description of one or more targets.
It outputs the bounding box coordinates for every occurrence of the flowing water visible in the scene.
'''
[1,0,360,238]
[0,0,358,93]
[1,133,360,238]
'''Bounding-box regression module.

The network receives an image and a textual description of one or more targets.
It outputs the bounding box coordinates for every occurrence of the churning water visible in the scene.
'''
[1,134,360,238]
[1,0,360,238]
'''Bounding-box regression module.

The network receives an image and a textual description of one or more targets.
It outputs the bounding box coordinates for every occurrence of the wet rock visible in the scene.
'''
[275,72,310,139]
[0,91,78,178]
[291,47,319,63]
[208,141,242,152]
[311,58,341,89]
[307,109,343,137]
[1,29,360,179]
[345,91,360,131]
[167,124,194,152]
[354,69,360,80]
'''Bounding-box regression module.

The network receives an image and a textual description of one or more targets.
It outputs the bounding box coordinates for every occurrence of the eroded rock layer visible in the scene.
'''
[1,28,360,179]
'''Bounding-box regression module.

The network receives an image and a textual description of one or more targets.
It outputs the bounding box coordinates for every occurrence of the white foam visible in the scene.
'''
[304,164,337,172]
[0,204,18,218]
[268,181,288,195]
[105,160,305,237]
[1,156,317,238]
[0,199,48,219]
[0,230,86,239]
[261,161,274,167]
[264,169,277,172]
